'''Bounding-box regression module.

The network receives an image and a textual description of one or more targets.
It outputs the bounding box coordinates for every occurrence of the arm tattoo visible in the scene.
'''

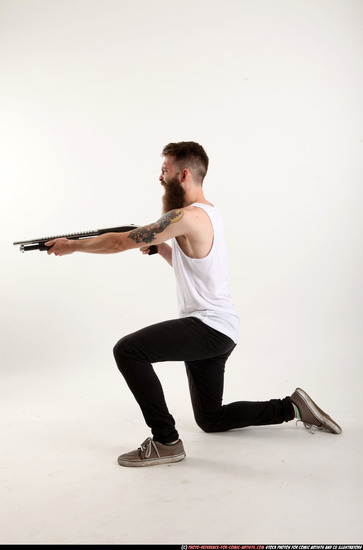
[128,209,184,244]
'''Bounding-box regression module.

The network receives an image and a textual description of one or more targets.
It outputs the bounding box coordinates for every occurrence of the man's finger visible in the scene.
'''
[45,240,57,254]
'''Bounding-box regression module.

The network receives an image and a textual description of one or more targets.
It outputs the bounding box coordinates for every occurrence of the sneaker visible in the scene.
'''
[118,437,186,467]
[290,387,342,434]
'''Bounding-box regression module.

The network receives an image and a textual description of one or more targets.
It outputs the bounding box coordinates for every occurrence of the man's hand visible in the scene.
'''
[140,245,158,255]
[45,238,75,256]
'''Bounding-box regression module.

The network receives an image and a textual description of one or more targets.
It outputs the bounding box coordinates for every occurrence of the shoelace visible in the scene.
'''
[139,437,160,459]
[296,420,324,434]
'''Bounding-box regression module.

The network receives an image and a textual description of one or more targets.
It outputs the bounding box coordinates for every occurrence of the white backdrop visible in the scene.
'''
[1,0,362,409]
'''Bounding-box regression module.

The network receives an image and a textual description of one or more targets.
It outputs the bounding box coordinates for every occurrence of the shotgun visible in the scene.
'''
[13,225,158,254]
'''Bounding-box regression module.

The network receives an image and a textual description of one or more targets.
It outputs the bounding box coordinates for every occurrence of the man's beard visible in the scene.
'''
[161,176,186,214]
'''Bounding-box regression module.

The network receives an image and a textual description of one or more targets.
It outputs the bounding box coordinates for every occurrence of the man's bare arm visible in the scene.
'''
[156,243,172,266]
[127,209,183,245]
[46,209,186,256]
[141,242,172,266]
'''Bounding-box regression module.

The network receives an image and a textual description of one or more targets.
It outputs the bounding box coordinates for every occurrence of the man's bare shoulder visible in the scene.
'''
[177,206,203,228]
[177,205,214,257]
[182,204,213,224]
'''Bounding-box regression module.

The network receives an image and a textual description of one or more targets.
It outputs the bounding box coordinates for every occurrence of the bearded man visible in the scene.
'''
[46,141,342,467]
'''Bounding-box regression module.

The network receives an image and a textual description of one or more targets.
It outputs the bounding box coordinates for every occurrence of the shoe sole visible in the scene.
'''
[118,452,186,467]
[295,387,342,434]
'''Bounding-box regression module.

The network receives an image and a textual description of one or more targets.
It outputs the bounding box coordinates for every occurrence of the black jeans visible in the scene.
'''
[113,317,294,443]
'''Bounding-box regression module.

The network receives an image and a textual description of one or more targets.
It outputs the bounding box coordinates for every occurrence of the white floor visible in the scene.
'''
[1,363,362,546]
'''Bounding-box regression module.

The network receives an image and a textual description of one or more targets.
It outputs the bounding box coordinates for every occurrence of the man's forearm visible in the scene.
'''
[72,232,127,253]
[157,243,173,266]
[46,232,131,256]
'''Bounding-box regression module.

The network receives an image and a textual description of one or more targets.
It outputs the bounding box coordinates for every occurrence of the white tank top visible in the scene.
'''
[172,203,240,343]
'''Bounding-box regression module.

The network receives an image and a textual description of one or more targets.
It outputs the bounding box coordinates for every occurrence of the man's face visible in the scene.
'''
[159,156,186,213]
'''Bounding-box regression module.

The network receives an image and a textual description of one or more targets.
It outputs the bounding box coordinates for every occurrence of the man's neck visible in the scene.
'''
[184,190,208,207]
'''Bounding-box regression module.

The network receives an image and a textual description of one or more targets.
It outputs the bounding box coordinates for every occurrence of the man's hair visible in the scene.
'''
[162,141,209,184]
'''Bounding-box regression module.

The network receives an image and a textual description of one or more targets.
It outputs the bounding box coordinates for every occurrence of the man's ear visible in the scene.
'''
[181,168,189,182]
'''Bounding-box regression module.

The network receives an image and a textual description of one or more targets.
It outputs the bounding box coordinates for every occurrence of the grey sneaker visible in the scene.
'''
[290,387,342,434]
[118,437,186,467]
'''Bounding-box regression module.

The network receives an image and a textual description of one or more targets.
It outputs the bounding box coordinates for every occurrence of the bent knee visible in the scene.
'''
[195,415,221,433]
[113,334,137,372]
[113,334,134,358]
